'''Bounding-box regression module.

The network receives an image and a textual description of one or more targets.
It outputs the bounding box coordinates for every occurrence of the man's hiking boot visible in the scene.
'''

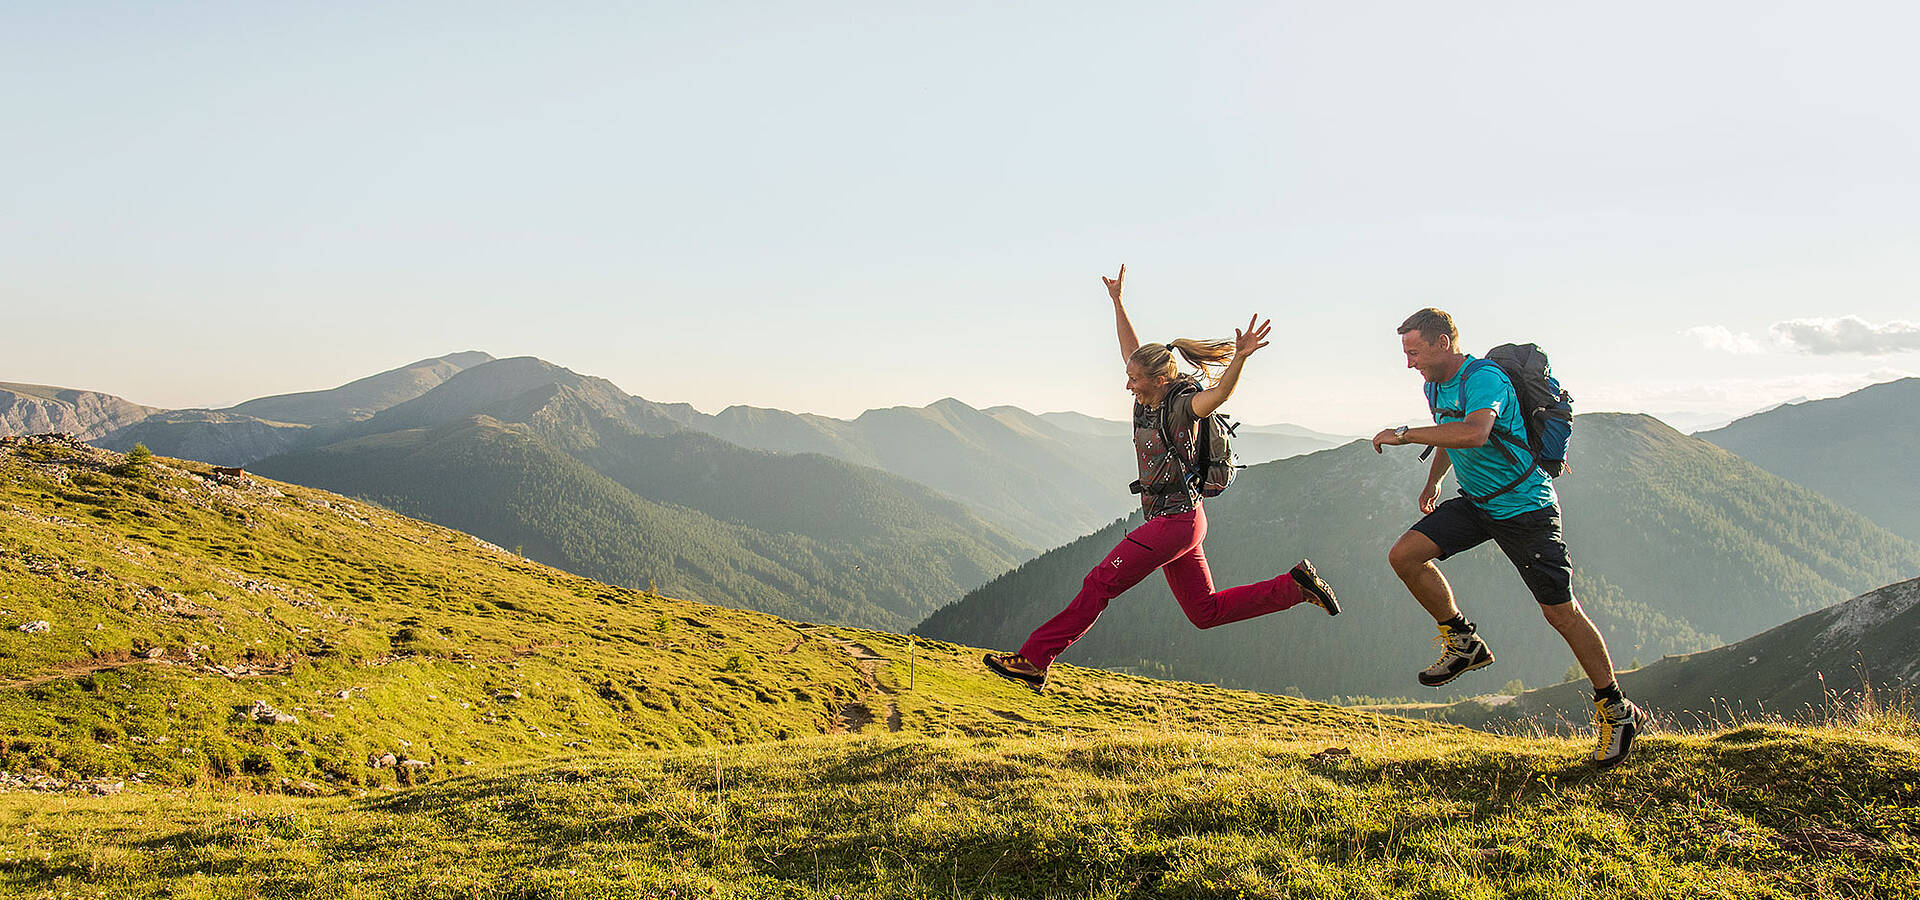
[984,653,1047,692]
[1290,560,1340,616]
[1592,695,1652,770]
[1417,623,1494,687]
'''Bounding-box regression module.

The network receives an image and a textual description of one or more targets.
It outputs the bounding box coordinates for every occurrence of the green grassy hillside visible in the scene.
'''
[3,438,1916,898]
[919,414,1920,701]
[6,722,1917,899]
[1,437,1396,792]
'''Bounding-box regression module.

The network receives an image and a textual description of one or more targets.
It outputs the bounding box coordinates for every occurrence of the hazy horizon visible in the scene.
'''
[9,345,1904,439]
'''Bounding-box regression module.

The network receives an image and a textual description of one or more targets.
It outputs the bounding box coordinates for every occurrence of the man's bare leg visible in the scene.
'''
[1540,599,1617,689]
[1389,530,1459,621]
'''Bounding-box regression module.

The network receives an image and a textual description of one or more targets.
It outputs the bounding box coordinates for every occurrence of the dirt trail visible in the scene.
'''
[802,628,901,735]
[3,654,165,689]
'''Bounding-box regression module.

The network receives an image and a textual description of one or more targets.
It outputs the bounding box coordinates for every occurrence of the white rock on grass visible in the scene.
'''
[246,701,297,725]
[17,621,50,634]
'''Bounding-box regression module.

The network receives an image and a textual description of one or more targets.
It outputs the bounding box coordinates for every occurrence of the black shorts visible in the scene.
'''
[1410,497,1574,606]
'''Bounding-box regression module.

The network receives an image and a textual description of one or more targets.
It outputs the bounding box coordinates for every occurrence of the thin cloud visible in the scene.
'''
[1682,325,1767,354]
[1771,316,1920,355]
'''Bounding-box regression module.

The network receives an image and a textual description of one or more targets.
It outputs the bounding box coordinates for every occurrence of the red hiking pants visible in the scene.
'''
[1018,505,1306,670]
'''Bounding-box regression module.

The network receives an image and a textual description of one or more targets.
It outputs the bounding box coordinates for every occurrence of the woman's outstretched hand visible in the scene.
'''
[1234,315,1273,358]
[1103,264,1126,305]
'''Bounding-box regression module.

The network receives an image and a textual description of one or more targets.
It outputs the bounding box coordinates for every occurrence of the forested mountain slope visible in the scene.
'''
[257,359,1029,629]
[1698,377,1920,543]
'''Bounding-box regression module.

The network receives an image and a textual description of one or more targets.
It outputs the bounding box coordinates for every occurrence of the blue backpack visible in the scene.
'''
[1421,343,1573,501]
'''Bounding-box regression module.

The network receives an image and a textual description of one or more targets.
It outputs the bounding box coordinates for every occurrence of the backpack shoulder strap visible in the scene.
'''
[1454,360,1545,501]
[1159,380,1203,481]
[1429,358,1495,418]
[1454,358,1497,416]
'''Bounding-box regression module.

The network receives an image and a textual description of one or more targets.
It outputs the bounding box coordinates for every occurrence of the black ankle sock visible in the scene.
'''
[1438,614,1473,633]
[1593,683,1623,703]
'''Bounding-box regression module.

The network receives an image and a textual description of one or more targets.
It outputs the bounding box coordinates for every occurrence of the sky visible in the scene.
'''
[4,2,1917,435]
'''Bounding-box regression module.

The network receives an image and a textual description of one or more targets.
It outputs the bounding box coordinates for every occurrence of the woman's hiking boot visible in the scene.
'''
[1592,695,1652,770]
[1417,623,1494,686]
[984,653,1047,692]
[1289,560,1340,615]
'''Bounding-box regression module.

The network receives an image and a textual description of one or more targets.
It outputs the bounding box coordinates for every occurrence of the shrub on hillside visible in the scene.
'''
[114,443,152,477]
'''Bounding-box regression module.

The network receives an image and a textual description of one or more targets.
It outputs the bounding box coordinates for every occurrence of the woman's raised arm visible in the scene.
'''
[1190,315,1272,418]
[1106,265,1141,362]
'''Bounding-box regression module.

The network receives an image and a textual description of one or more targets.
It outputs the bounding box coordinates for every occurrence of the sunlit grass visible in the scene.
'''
[5,442,1916,898]
[3,720,1916,899]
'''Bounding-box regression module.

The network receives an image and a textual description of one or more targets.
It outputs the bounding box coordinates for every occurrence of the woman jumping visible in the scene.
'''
[984,265,1341,691]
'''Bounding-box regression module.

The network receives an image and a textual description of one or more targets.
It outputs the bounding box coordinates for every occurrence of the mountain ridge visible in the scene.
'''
[94,351,495,465]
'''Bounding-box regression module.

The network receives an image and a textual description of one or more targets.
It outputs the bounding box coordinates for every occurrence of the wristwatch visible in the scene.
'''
[1393,425,1409,440]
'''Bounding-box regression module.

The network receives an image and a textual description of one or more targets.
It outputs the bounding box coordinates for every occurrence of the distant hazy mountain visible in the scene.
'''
[661,399,1134,550]
[256,358,1029,630]
[1031,410,1131,437]
[1233,423,1354,464]
[1640,398,1806,435]
[0,383,159,441]
[228,350,494,425]
[1439,575,1920,731]
[94,352,494,465]
[338,356,682,440]
[1697,378,1920,543]
[917,414,1920,700]
[1033,410,1351,463]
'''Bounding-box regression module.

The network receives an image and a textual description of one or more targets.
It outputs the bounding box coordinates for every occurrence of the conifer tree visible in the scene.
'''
[117,443,152,477]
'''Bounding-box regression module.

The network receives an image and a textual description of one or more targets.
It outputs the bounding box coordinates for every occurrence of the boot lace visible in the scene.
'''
[1592,700,1620,753]
[1429,627,1473,667]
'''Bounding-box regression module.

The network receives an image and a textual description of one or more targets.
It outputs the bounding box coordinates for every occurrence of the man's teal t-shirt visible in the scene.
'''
[1428,355,1556,519]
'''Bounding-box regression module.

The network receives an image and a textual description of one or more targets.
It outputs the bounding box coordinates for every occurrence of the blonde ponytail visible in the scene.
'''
[1128,338,1236,387]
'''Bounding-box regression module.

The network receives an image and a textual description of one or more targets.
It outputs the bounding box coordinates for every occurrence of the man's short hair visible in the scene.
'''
[1398,308,1458,345]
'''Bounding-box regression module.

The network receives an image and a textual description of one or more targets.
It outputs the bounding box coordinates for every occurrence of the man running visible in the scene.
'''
[1371,308,1649,769]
